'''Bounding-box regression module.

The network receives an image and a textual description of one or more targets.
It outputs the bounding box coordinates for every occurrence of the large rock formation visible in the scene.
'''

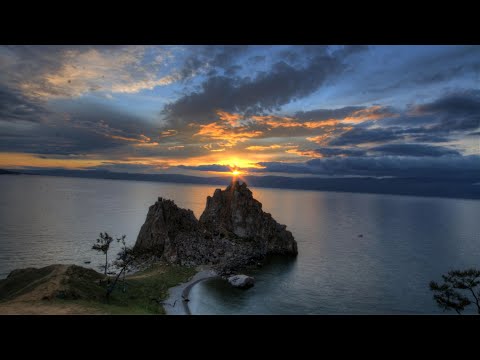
[134,181,297,273]
[199,181,297,254]
[134,198,205,263]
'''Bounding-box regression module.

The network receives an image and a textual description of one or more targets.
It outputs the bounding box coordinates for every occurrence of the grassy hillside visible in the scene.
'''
[0,263,196,315]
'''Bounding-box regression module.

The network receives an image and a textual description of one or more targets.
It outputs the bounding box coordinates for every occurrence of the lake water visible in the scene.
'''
[0,175,479,314]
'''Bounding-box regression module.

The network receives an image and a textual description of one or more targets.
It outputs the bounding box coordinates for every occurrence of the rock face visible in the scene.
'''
[134,181,298,273]
[134,198,205,264]
[228,274,255,289]
[199,181,297,255]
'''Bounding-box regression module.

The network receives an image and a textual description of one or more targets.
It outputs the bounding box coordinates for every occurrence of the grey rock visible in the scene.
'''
[134,181,298,274]
[228,274,255,289]
[199,180,298,255]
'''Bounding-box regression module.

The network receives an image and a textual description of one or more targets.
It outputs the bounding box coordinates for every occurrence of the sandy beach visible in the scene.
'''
[164,268,218,315]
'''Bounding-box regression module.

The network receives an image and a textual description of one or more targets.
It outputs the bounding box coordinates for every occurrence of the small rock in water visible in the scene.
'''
[228,274,255,289]
[84,261,91,264]
[358,234,363,238]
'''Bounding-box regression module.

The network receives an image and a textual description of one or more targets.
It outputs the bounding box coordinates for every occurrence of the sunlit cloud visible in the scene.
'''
[216,110,243,127]
[12,46,177,100]
[194,118,263,147]
[1,46,479,179]
[0,152,106,169]
[286,147,323,158]
[160,129,178,137]
[342,105,398,123]
[245,144,282,151]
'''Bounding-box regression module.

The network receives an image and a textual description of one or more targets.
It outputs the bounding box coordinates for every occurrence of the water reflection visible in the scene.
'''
[189,256,297,315]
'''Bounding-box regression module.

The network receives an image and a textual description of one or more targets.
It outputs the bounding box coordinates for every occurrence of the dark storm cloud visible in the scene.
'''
[0,85,48,123]
[314,147,366,157]
[247,55,266,65]
[177,164,231,172]
[414,64,474,84]
[59,102,158,139]
[178,46,250,80]
[331,45,370,58]
[414,89,480,131]
[256,155,480,179]
[369,143,460,157]
[353,46,480,97]
[328,127,402,146]
[224,65,242,77]
[407,134,450,143]
[0,100,161,155]
[163,46,365,125]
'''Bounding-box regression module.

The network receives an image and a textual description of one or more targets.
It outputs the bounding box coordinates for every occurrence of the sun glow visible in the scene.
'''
[232,169,241,176]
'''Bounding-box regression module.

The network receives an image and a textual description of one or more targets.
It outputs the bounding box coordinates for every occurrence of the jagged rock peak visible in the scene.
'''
[133,197,200,256]
[134,181,298,273]
[199,181,298,255]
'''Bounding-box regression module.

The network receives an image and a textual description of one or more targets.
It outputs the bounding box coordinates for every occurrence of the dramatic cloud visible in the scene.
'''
[0,46,479,181]
[0,85,48,123]
[413,89,480,131]
[162,46,364,126]
[0,45,176,100]
[256,155,480,179]
[313,147,366,157]
[369,143,460,157]
[328,127,402,146]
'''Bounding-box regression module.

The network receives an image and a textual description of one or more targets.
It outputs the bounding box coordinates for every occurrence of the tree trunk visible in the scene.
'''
[104,252,108,275]
[106,268,125,302]
[122,268,126,293]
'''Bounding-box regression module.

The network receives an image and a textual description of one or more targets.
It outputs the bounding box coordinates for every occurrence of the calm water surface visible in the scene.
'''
[0,175,479,314]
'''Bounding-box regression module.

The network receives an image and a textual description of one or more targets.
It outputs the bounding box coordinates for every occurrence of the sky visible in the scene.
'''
[0,45,479,179]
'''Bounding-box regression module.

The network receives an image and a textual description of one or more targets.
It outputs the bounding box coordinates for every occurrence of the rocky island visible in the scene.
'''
[134,180,298,275]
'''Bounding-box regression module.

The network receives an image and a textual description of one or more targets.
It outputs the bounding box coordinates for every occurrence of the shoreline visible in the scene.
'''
[164,268,218,315]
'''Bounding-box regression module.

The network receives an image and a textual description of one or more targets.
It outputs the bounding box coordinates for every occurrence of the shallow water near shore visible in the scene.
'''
[1,174,479,314]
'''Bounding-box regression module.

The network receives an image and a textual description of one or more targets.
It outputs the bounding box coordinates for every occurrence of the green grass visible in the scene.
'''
[56,264,197,314]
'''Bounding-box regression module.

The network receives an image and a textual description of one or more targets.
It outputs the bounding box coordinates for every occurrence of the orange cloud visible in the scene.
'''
[304,119,339,128]
[285,148,322,158]
[245,144,282,151]
[134,142,159,147]
[194,121,263,148]
[251,115,301,128]
[343,106,396,123]
[160,129,178,137]
[0,152,105,169]
[306,134,332,145]
[306,126,353,145]
[106,133,158,146]
[216,110,242,127]
[203,143,227,152]
[251,114,340,129]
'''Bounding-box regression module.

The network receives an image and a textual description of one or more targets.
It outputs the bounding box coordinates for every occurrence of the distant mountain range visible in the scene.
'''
[0,169,20,175]
[2,168,479,199]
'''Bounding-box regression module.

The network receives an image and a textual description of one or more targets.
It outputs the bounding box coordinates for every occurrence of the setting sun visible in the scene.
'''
[232,169,241,176]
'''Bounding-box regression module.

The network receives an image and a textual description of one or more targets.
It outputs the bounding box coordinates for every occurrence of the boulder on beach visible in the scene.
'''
[228,274,255,289]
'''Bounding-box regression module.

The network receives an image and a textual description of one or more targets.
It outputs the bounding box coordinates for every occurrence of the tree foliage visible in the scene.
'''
[112,235,136,293]
[92,232,114,275]
[429,268,480,315]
